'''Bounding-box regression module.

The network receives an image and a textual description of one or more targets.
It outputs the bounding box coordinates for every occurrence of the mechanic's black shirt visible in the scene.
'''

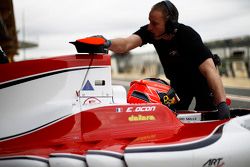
[134,23,213,98]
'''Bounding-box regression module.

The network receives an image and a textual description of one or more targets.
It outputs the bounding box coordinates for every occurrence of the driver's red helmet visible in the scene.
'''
[127,78,179,109]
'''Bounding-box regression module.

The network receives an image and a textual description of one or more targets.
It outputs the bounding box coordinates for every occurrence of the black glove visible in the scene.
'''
[217,102,230,120]
[92,35,112,48]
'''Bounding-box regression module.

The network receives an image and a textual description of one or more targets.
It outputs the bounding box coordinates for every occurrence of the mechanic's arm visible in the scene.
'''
[199,58,226,104]
[199,58,230,119]
[108,34,142,54]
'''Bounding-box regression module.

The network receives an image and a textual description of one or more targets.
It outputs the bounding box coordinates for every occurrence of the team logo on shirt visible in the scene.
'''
[169,50,178,56]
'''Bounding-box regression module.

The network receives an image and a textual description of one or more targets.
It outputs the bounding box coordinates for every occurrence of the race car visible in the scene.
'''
[0,37,249,167]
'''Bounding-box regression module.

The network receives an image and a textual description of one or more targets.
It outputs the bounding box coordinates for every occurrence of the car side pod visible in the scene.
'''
[49,153,87,167]
[86,150,126,167]
[0,156,49,167]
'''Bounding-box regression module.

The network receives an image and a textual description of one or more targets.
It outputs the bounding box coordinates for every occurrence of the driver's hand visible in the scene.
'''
[217,102,230,120]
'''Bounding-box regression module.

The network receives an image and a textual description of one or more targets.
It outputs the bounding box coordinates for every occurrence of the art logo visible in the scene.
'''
[203,158,225,167]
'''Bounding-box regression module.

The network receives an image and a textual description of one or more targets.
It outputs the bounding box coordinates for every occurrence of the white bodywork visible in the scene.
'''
[124,114,250,167]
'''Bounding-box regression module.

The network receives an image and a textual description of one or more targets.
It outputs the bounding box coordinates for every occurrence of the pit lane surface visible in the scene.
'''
[112,79,250,109]
[226,88,250,108]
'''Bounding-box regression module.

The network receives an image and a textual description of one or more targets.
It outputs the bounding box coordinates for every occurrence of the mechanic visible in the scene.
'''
[100,1,230,119]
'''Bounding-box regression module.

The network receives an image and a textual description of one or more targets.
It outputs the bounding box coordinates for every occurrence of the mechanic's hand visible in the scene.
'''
[92,35,112,48]
[217,102,230,120]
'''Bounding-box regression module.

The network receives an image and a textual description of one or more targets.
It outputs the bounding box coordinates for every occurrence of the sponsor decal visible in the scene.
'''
[75,90,80,97]
[134,134,156,142]
[128,114,156,122]
[83,97,101,104]
[203,158,224,167]
[82,80,94,91]
[178,117,197,121]
[177,113,202,122]
[126,106,156,112]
